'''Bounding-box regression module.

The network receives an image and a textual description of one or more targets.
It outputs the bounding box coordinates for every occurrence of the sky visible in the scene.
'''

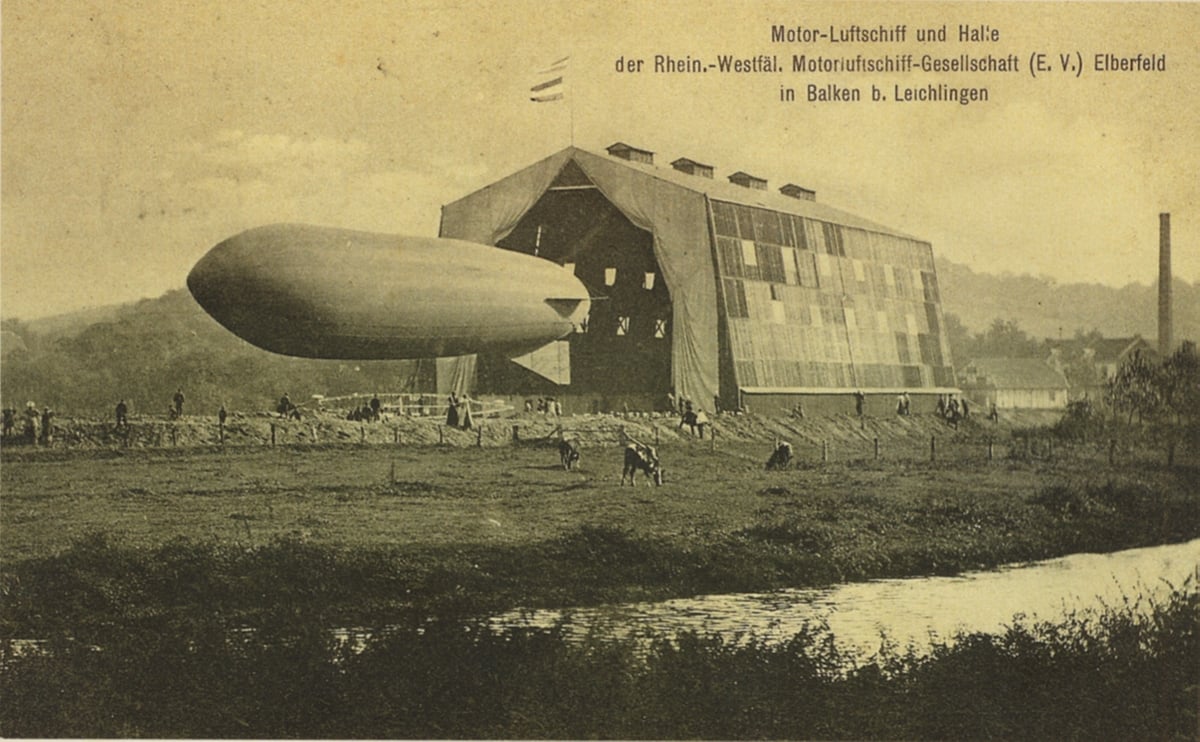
[2,0,1198,321]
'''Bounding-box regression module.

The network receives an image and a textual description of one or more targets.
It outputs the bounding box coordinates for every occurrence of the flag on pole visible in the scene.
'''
[530,56,568,102]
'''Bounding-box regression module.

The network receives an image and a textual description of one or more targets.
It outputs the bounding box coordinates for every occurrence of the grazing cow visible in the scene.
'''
[558,439,581,470]
[765,441,793,470]
[621,443,660,486]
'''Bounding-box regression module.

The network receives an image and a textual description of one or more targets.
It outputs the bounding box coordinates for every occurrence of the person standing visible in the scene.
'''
[459,393,474,430]
[854,390,865,416]
[23,402,39,445]
[172,389,185,418]
[116,399,128,428]
[39,407,54,446]
[370,393,382,421]
[446,392,460,427]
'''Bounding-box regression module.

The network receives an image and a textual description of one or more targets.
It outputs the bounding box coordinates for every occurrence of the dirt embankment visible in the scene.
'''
[4,408,1063,452]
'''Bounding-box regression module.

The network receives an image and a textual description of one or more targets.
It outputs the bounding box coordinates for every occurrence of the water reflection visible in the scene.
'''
[492,539,1200,659]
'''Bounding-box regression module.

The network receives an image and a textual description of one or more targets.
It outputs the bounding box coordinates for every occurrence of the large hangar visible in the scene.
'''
[438,143,957,414]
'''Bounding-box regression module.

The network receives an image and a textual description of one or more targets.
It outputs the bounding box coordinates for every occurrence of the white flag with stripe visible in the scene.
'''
[530,56,568,102]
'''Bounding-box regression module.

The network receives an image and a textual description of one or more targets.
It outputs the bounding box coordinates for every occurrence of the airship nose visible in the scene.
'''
[187,227,313,354]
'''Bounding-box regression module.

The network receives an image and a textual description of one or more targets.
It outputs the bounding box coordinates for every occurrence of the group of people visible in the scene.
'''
[445,392,475,430]
[935,394,970,428]
[1,402,54,445]
[345,394,382,422]
[677,398,710,439]
[525,397,562,416]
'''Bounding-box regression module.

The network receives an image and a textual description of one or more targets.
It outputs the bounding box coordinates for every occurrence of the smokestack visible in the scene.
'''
[1159,213,1172,354]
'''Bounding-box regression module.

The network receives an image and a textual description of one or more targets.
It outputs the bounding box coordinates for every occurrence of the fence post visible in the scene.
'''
[1109,439,1116,465]
[270,423,276,448]
[171,426,177,447]
[930,434,936,463]
[311,425,318,443]
[219,421,225,445]
[511,424,520,442]
[655,426,660,446]
[987,437,994,461]
[360,424,366,443]
[821,440,828,463]
[710,427,716,452]
[476,426,483,447]
[873,437,879,460]
[438,426,445,445]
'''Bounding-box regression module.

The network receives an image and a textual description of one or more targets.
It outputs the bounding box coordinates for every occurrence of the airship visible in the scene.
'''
[187,223,590,359]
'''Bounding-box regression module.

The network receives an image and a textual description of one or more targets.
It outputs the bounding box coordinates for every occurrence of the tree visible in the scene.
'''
[1106,350,1162,424]
[1158,342,1200,426]
[973,319,1042,359]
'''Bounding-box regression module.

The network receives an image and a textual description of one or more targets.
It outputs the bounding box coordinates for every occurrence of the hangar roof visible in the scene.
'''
[572,145,922,241]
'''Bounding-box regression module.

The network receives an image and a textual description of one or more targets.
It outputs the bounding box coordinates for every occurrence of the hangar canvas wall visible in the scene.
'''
[438,145,958,413]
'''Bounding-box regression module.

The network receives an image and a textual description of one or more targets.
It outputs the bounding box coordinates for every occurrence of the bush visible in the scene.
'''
[3,583,1195,739]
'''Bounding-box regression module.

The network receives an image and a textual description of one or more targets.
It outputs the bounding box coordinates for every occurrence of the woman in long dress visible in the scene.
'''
[446,393,459,427]
[459,393,474,430]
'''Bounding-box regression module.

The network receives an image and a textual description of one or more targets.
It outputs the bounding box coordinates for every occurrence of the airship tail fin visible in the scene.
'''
[544,297,585,318]
[509,339,571,384]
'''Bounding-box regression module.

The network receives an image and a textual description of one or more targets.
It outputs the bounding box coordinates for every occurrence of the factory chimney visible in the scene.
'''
[1158,213,1172,355]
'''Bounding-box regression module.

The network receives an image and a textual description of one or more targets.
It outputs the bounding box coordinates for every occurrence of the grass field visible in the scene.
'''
[3,433,1197,627]
[2,436,1191,559]
[3,425,1198,738]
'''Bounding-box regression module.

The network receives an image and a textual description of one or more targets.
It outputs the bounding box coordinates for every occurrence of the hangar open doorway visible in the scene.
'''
[477,160,672,404]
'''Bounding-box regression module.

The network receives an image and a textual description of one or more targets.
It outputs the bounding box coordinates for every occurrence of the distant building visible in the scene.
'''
[961,358,1069,409]
[1046,335,1157,398]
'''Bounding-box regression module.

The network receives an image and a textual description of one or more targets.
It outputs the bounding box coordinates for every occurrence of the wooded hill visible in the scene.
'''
[935,258,1199,343]
[1,289,431,417]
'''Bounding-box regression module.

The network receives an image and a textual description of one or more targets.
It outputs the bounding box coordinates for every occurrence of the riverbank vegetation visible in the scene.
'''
[3,579,1195,739]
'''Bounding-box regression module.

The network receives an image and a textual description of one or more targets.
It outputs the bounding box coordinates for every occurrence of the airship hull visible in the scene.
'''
[187,224,589,359]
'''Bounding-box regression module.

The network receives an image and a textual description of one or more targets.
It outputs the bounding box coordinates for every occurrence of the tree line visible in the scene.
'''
[1,290,429,418]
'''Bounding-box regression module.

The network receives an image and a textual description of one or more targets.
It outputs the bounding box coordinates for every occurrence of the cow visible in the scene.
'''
[621,443,661,486]
[558,439,581,470]
[765,440,793,470]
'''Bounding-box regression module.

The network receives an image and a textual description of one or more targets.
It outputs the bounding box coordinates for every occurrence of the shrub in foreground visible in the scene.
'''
[2,583,1195,739]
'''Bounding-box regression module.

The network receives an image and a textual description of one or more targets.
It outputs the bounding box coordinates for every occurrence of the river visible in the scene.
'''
[490,539,1200,660]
